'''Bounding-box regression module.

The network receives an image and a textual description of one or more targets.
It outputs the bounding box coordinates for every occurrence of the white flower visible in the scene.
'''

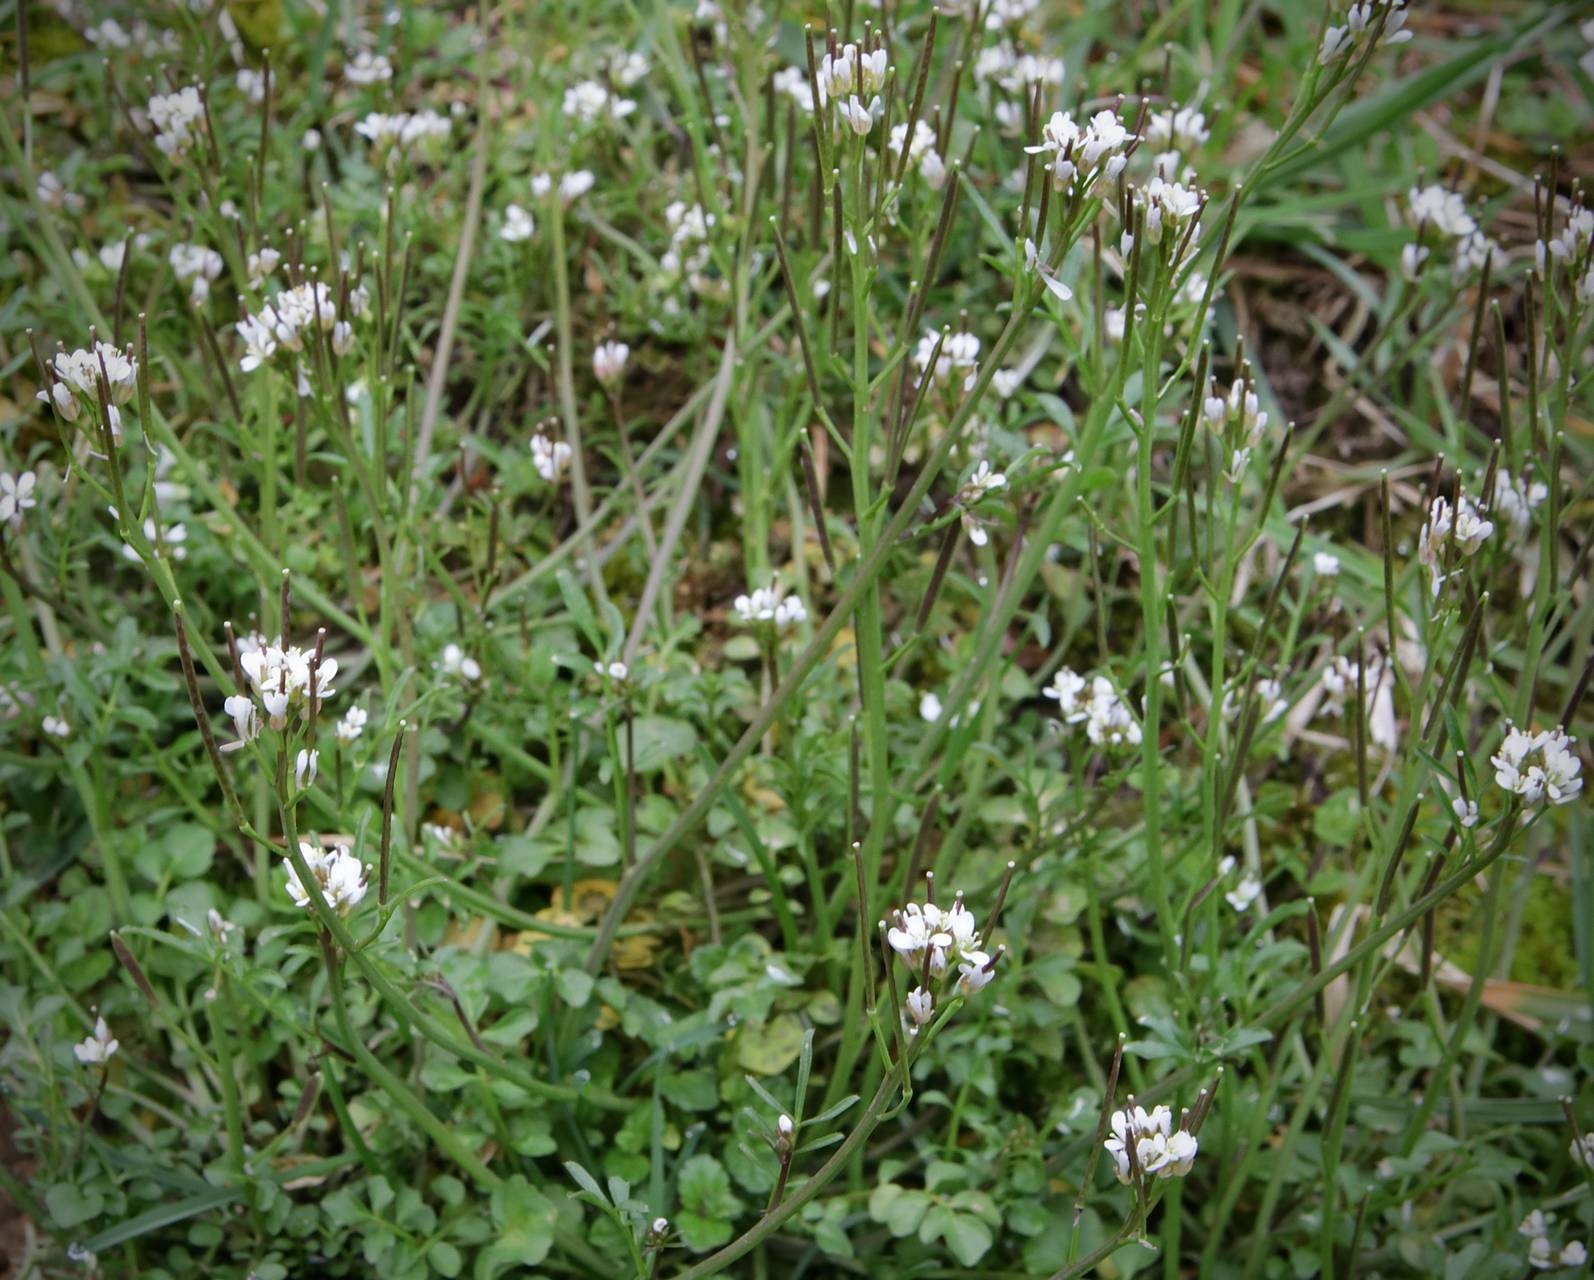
[221,693,259,751]
[1044,668,1141,747]
[957,950,997,995]
[1225,874,1262,912]
[436,643,483,683]
[1023,237,1075,303]
[1317,25,1352,64]
[0,471,37,531]
[122,518,187,562]
[1571,1132,1594,1171]
[501,203,536,243]
[1490,470,1547,538]
[905,985,935,1030]
[73,1016,119,1065]
[1104,1103,1198,1182]
[920,692,943,723]
[776,1112,794,1138]
[148,85,204,157]
[531,170,596,202]
[1528,1236,1555,1270]
[237,637,340,727]
[562,79,636,124]
[840,95,879,136]
[345,49,394,85]
[336,706,367,744]
[913,327,980,383]
[1492,725,1583,807]
[42,714,71,738]
[733,584,807,630]
[302,128,322,151]
[593,340,630,383]
[1313,551,1341,576]
[531,432,574,483]
[169,243,224,305]
[295,748,319,791]
[1520,1211,1551,1239]
[283,840,369,914]
[1562,1242,1589,1268]
[990,369,1022,399]
[355,109,451,151]
[247,246,281,288]
[608,49,649,87]
[1407,184,1477,240]
[1317,654,1398,751]
[1451,796,1478,828]
[598,660,629,682]
[650,1216,670,1237]
[236,67,266,104]
[773,66,814,112]
[36,169,85,212]
[1144,106,1210,154]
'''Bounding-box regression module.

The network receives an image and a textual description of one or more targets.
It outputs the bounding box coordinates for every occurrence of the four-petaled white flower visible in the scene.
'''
[1451,796,1478,828]
[336,706,367,744]
[0,471,37,531]
[74,1015,120,1066]
[283,840,369,914]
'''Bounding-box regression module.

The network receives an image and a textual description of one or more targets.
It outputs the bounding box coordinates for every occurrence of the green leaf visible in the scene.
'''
[428,1241,463,1277]
[677,1154,740,1219]
[941,1211,995,1266]
[555,967,595,1008]
[736,1012,804,1076]
[676,1209,733,1252]
[661,1068,720,1111]
[46,1182,104,1229]
[480,1176,557,1277]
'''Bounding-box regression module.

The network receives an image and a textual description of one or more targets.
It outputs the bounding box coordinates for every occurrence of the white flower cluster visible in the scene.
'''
[1044,668,1142,747]
[1520,1209,1587,1272]
[73,1015,119,1066]
[562,79,636,125]
[887,888,1001,1034]
[593,340,630,384]
[662,200,715,283]
[1104,1103,1198,1183]
[815,41,886,108]
[914,327,980,385]
[1025,109,1134,199]
[84,16,177,55]
[222,634,340,750]
[733,583,807,630]
[1536,198,1591,274]
[37,341,138,440]
[956,460,1006,547]
[501,204,535,243]
[1318,0,1412,66]
[1202,373,1270,483]
[36,169,85,212]
[1491,724,1582,807]
[148,86,204,158]
[344,48,393,85]
[530,432,574,483]
[1130,175,1203,257]
[120,515,187,563]
[354,109,451,151]
[1403,184,1495,279]
[889,119,947,189]
[972,46,1064,95]
[1,471,38,531]
[981,0,1041,27]
[773,66,815,112]
[284,840,369,914]
[1144,105,1210,156]
[1489,469,1548,539]
[436,642,483,683]
[1317,654,1398,751]
[1222,677,1287,728]
[532,170,596,202]
[169,243,224,305]
[335,705,367,744]
[236,280,369,378]
[1417,493,1494,598]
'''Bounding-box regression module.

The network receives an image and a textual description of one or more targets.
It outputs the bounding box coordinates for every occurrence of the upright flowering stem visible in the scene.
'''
[1134,283,1176,969]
